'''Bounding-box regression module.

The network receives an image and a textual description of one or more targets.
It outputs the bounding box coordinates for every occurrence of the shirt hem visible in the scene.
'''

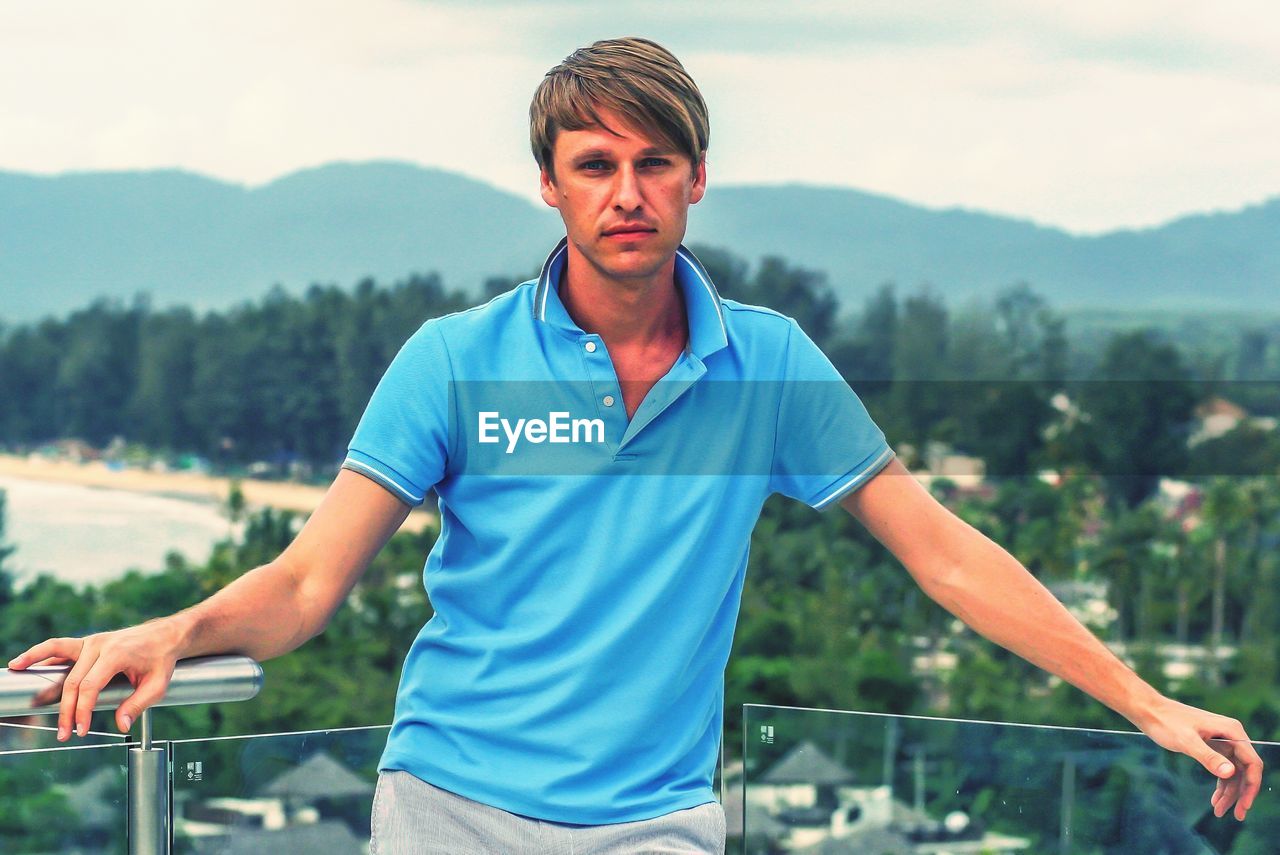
[378,752,717,825]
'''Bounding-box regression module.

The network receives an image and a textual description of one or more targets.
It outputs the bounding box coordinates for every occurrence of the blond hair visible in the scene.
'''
[530,37,709,180]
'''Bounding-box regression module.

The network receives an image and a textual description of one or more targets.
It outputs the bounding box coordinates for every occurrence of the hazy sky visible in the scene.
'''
[2,0,1277,234]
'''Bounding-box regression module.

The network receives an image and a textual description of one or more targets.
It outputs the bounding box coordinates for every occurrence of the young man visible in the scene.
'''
[10,37,1262,853]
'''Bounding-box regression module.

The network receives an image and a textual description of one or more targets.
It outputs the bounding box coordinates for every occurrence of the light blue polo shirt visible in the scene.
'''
[342,237,893,824]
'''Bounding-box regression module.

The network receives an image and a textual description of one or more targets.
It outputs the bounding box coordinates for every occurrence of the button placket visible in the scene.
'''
[578,335,626,448]
[616,354,706,452]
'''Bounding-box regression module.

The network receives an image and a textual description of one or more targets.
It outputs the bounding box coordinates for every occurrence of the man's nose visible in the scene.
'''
[611,166,642,211]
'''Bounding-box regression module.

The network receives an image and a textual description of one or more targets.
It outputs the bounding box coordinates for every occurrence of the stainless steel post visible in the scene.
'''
[128,708,169,855]
[1059,754,1076,855]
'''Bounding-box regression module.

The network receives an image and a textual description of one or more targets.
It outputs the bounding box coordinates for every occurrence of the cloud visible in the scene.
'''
[1,0,1278,232]
[443,0,1279,78]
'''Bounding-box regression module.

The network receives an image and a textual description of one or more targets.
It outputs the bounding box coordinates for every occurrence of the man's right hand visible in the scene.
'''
[8,617,185,740]
[6,468,415,742]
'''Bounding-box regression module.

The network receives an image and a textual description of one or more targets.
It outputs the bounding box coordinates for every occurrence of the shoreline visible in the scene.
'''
[0,454,436,534]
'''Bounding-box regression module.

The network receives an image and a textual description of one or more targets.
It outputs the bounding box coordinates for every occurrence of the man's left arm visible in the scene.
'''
[840,458,1264,821]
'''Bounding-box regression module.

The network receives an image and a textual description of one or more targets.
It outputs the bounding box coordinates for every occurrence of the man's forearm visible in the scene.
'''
[165,558,316,663]
[916,528,1162,727]
[845,463,1263,820]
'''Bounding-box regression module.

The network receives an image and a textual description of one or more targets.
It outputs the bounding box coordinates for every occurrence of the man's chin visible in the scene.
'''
[589,246,671,279]
[608,258,667,281]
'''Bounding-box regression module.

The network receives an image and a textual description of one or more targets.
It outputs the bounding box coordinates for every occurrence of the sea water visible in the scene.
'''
[0,475,232,588]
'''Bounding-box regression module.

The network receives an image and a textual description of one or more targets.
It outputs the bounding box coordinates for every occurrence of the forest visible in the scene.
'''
[2,244,1280,849]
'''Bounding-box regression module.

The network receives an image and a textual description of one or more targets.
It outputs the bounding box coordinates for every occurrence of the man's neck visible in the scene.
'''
[558,249,687,352]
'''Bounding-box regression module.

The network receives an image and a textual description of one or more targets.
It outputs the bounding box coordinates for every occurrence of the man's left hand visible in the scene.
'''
[1135,696,1264,821]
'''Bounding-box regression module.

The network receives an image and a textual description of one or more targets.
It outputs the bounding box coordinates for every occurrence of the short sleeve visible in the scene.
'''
[341,320,452,506]
[770,319,894,510]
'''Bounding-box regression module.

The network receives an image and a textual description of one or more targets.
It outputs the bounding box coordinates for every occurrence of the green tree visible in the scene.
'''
[948,285,1066,476]
[1198,478,1248,687]
[1072,330,1197,508]
[1231,479,1280,691]
[831,283,897,384]
[725,496,924,753]
[0,490,16,611]
[127,307,198,450]
[987,477,1080,579]
[749,257,840,347]
[0,321,64,442]
[0,763,78,852]
[1188,423,1280,478]
[53,297,147,445]
[183,311,254,462]
[685,244,749,300]
[1089,503,1164,643]
[698,251,839,346]
[888,288,949,459]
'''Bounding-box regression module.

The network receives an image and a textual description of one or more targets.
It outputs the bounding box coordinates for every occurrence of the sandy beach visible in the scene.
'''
[0,454,436,534]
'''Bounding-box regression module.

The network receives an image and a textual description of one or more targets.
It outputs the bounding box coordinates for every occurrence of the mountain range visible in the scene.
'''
[2,161,1277,323]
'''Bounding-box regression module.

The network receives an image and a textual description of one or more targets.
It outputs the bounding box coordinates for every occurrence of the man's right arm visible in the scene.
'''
[7,468,413,741]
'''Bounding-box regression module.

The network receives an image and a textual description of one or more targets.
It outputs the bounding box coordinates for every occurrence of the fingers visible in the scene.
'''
[13,633,177,741]
[1165,709,1264,822]
[1211,772,1242,819]
[1217,737,1265,821]
[1210,778,1228,816]
[1189,735,1238,780]
[73,655,124,739]
[116,672,169,734]
[1239,754,1265,818]
[17,643,83,710]
[8,637,83,671]
[1202,730,1265,821]
[57,645,100,741]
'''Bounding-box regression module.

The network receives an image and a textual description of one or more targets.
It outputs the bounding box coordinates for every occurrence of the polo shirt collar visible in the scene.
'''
[532,236,729,360]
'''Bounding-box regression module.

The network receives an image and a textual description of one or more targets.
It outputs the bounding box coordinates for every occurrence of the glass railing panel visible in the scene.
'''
[0,741,130,854]
[169,725,389,853]
[740,704,1279,854]
[2,718,128,750]
[172,723,723,850]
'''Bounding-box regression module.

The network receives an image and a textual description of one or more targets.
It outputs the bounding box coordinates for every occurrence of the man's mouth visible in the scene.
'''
[603,226,656,236]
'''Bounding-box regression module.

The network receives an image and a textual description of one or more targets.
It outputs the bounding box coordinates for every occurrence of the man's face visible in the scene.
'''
[539,106,706,283]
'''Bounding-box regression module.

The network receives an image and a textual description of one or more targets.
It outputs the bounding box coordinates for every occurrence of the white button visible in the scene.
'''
[584,341,597,353]
[603,395,615,407]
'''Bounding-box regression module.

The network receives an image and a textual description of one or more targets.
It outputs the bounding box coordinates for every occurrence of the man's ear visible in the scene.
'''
[539,165,560,209]
[689,157,707,205]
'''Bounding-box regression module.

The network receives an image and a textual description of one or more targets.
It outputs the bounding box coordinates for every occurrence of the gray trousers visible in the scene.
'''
[370,770,727,854]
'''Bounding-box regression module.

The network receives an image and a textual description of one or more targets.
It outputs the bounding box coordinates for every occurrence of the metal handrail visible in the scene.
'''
[0,654,263,718]
[1,654,263,855]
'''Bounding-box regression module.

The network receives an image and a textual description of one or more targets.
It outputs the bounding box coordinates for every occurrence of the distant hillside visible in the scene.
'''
[690,185,1280,312]
[0,163,560,322]
[2,162,1278,322]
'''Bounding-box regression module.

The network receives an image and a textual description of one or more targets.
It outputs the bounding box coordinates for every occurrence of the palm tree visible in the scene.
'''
[1198,478,1249,687]
[1236,478,1280,687]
